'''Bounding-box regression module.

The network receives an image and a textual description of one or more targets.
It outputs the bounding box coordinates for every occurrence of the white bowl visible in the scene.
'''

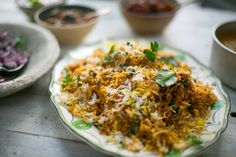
[0,22,60,97]
[210,21,236,89]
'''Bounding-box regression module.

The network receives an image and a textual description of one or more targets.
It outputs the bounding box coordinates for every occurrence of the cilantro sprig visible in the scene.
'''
[103,45,116,63]
[63,69,72,86]
[143,41,160,62]
[156,69,178,87]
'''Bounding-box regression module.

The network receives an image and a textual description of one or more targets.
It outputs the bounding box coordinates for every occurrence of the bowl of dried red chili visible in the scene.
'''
[120,0,180,35]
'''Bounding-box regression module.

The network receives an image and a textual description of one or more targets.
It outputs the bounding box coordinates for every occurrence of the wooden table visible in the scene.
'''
[0,0,236,157]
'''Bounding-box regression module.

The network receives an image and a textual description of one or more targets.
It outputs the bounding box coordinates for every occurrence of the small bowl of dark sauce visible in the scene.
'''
[35,5,97,46]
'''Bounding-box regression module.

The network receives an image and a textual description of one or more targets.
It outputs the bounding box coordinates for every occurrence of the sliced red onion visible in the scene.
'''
[0,30,29,71]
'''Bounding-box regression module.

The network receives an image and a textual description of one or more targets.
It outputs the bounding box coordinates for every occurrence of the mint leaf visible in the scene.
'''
[144,49,155,62]
[187,135,202,145]
[151,41,159,52]
[156,69,177,87]
[166,149,180,157]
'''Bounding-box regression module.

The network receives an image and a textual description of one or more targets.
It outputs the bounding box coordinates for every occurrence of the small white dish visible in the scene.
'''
[210,21,236,89]
[0,22,60,97]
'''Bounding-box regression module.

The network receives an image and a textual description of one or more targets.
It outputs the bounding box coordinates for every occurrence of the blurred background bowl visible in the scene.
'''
[0,22,60,97]
[34,4,97,46]
[210,21,236,89]
[120,0,180,35]
[15,0,65,21]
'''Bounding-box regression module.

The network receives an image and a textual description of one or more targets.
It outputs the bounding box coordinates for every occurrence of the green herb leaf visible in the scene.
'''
[143,41,160,62]
[63,69,72,86]
[211,100,224,110]
[27,0,43,8]
[109,45,116,54]
[151,41,159,52]
[103,56,111,63]
[15,37,26,49]
[187,135,202,145]
[156,69,178,87]
[166,149,181,157]
[144,49,156,62]
[160,56,178,67]
[77,75,81,81]
[129,124,139,134]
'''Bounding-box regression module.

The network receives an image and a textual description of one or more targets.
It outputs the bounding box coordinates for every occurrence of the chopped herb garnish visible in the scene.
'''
[151,41,159,52]
[63,76,71,85]
[144,49,156,62]
[109,45,116,54]
[77,75,81,81]
[129,115,140,134]
[166,149,180,157]
[15,37,26,49]
[103,56,111,63]
[129,123,139,134]
[143,41,160,62]
[156,69,177,87]
[27,0,43,8]
[63,69,72,86]
[187,135,202,145]
[104,45,116,63]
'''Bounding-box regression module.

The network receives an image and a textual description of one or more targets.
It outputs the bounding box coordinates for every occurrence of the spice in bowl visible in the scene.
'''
[126,0,175,14]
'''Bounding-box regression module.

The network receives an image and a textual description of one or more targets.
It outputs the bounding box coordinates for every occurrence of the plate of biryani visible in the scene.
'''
[49,39,230,157]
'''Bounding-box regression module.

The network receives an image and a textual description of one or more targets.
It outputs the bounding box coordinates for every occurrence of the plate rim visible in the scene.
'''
[48,39,231,157]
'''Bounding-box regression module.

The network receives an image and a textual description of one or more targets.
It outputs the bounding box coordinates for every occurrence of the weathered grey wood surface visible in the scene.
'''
[0,0,236,157]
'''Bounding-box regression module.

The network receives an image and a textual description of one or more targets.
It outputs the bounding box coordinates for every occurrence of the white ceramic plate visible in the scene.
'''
[49,39,230,157]
[0,22,60,97]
